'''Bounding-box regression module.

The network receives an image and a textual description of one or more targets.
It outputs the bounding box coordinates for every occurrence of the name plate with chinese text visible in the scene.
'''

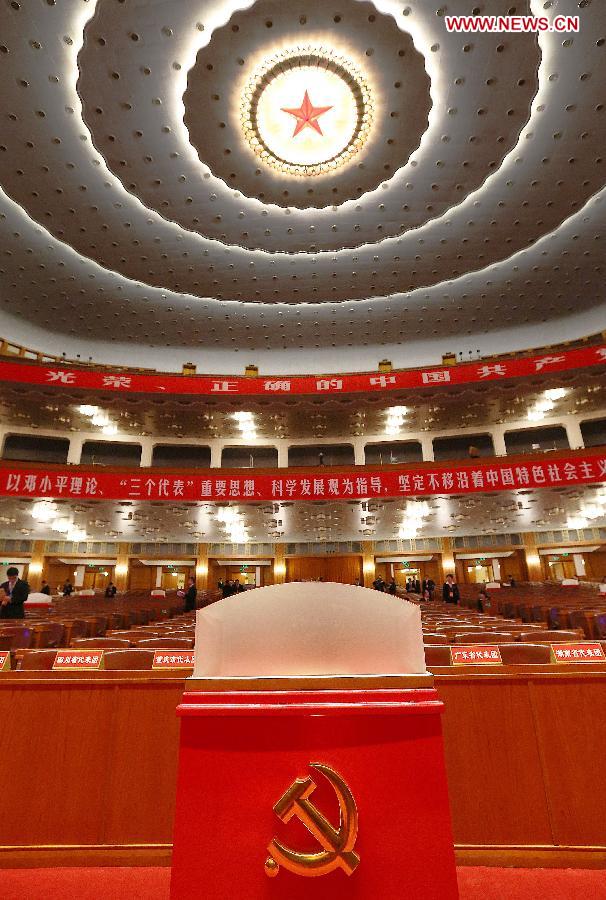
[52,650,104,670]
[550,642,606,663]
[152,651,195,669]
[451,646,502,666]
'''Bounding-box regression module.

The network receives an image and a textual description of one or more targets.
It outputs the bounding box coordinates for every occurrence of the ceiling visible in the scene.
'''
[2,483,605,544]
[0,0,604,373]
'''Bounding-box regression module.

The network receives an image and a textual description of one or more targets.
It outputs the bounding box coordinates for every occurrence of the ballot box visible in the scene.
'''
[170,582,459,900]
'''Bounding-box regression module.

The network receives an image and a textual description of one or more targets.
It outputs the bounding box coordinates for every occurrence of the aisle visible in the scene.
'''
[2,865,606,899]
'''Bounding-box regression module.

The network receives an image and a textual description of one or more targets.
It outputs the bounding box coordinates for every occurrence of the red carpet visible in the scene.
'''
[1,866,605,899]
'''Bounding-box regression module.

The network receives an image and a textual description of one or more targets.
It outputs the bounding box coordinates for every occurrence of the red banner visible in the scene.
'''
[0,344,604,398]
[1,453,604,502]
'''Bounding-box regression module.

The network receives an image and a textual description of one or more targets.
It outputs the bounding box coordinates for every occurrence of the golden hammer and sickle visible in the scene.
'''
[264,763,360,878]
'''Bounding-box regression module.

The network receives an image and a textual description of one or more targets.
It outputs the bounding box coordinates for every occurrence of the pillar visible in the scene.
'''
[273,545,286,584]
[439,537,455,585]
[522,533,543,582]
[276,444,289,468]
[491,557,501,581]
[353,440,366,466]
[155,566,163,588]
[74,564,86,588]
[362,541,375,587]
[573,553,586,578]
[564,419,585,450]
[491,429,508,457]
[210,444,222,468]
[115,542,130,592]
[140,441,154,467]
[421,437,435,463]
[27,540,46,592]
[67,437,83,465]
[196,543,209,590]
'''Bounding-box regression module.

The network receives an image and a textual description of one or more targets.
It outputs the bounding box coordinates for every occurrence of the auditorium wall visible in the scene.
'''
[286,555,362,584]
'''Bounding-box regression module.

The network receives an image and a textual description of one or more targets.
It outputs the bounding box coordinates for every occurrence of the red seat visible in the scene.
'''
[134,637,194,649]
[71,637,131,649]
[499,643,551,664]
[103,649,156,670]
[424,646,451,666]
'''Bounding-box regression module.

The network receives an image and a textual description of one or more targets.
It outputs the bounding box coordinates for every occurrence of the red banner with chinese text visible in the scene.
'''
[0,344,604,397]
[0,453,604,502]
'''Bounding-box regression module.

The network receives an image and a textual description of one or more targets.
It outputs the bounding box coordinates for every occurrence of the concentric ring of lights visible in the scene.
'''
[240,47,373,177]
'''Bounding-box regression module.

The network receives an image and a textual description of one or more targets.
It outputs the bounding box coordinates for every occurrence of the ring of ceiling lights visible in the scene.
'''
[0,0,604,364]
[239,48,373,178]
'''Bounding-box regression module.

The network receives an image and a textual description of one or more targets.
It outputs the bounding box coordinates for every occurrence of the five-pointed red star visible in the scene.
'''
[281,90,333,138]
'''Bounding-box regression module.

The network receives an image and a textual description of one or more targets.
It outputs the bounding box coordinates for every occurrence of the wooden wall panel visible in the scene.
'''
[528,678,606,845]
[584,550,606,582]
[0,670,605,862]
[436,679,553,845]
[286,555,362,584]
[128,566,155,591]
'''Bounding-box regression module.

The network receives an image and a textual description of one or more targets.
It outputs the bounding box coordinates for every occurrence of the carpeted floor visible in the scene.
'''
[1,866,606,899]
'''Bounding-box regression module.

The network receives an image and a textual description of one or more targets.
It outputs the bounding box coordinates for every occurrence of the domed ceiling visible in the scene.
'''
[0,0,604,372]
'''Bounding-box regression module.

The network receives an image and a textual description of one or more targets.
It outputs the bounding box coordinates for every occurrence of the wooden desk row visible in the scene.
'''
[0,667,605,868]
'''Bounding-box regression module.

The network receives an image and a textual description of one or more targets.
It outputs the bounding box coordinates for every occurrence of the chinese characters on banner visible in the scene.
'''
[152,651,195,668]
[550,643,606,663]
[52,651,104,670]
[0,345,604,397]
[1,453,604,502]
[451,646,503,665]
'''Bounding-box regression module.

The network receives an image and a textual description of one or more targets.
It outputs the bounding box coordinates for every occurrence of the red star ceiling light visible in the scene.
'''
[281,90,333,137]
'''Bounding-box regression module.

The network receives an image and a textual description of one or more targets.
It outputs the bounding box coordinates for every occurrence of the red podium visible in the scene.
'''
[170,674,459,899]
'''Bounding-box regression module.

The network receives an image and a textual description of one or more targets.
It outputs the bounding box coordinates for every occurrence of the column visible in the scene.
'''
[155,566,163,588]
[491,428,508,457]
[115,542,130,592]
[67,437,83,465]
[273,545,286,584]
[439,537,455,585]
[139,440,154,467]
[196,543,209,590]
[210,443,222,468]
[491,557,501,582]
[276,443,289,468]
[420,437,435,463]
[74,564,86,588]
[564,419,585,450]
[353,440,366,466]
[522,533,543,582]
[573,553,586,578]
[362,541,375,588]
[27,540,46,592]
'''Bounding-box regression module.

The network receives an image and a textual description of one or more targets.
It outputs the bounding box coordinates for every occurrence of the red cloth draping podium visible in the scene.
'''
[170,675,459,900]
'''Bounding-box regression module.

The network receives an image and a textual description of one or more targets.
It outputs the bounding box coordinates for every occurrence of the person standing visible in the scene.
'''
[442,574,460,605]
[105,581,117,598]
[387,578,397,595]
[40,580,51,596]
[62,580,73,596]
[0,567,30,619]
[184,577,197,612]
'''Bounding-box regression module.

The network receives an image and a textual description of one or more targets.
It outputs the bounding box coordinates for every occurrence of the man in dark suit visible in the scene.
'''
[184,577,197,612]
[1,567,30,619]
[442,574,460,605]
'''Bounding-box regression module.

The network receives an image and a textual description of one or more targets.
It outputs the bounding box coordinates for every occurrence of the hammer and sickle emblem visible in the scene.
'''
[264,763,360,879]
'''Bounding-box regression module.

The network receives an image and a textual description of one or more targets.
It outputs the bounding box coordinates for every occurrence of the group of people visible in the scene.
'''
[218,579,246,599]
[370,572,462,605]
